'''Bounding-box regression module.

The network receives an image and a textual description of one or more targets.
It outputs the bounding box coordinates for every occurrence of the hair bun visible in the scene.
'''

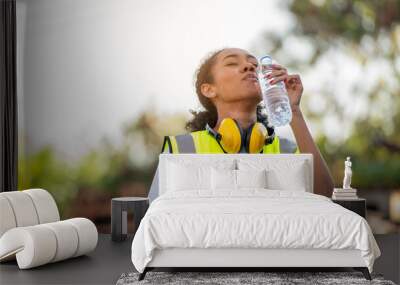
[185,109,217,132]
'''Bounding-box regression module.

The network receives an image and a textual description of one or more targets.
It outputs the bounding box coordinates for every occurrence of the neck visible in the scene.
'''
[214,101,258,130]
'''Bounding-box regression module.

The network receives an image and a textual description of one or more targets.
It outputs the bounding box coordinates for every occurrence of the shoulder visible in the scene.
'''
[161,131,206,153]
[161,136,173,153]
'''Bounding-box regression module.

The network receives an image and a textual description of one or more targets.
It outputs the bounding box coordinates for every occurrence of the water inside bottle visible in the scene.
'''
[263,87,292,127]
[258,55,292,126]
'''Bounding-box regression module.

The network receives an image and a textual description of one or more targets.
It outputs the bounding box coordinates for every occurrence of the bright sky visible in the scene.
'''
[116,0,296,114]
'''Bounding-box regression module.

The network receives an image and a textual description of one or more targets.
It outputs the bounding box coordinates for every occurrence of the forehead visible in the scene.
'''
[217,48,258,62]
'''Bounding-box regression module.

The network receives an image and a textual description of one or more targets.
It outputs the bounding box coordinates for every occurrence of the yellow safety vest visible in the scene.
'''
[161,130,300,154]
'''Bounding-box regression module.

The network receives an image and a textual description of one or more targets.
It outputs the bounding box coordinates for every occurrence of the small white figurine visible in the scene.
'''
[343,156,353,189]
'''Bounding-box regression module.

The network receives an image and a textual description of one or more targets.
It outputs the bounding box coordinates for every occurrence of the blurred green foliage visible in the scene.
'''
[18,111,188,217]
[262,0,400,189]
[18,146,77,216]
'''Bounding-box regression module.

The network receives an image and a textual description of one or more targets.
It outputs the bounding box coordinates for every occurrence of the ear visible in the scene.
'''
[200,83,217,99]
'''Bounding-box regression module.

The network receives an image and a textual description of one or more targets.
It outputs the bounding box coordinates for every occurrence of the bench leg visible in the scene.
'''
[138,267,150,281]
[354,267,371,280]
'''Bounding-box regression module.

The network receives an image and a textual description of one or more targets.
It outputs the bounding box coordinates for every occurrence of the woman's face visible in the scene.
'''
[208,48,262,104]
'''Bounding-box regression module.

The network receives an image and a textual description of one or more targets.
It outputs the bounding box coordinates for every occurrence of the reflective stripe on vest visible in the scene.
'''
[175,134,196,153]
[166,130,296,154]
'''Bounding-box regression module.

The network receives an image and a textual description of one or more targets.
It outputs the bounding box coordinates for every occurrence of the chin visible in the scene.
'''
[235,92,262,105]
[247,90,262,101]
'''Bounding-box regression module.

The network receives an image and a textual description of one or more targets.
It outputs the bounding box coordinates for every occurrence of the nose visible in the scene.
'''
[242,62,256,73]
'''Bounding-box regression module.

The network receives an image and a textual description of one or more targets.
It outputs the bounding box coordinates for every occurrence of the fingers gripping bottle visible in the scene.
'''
[258,55,292,127]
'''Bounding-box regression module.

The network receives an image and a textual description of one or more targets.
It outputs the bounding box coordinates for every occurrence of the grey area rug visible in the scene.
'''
[116,271,396,285]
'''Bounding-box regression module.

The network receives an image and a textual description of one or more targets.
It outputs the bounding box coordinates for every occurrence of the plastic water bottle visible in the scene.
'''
[258,55,292,127]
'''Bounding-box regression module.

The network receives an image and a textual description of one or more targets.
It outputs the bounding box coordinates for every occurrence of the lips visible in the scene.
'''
[243,73,259,82]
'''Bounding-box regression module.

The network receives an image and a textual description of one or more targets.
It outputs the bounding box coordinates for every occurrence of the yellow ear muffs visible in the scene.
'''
[217,118,242,153]
[206,117,273,153]
[246,122,268,153]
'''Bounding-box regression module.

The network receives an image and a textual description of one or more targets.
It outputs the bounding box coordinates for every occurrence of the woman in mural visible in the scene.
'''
[154,47,334,198]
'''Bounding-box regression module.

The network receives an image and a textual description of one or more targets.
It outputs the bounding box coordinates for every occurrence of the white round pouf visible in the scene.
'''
[0,225,57,269]
[42,220,79,262]
[0,195,17,237]
[0,192,39,227]
[24,189,60,223]
[0,189,98,269]
[66,218,98,257]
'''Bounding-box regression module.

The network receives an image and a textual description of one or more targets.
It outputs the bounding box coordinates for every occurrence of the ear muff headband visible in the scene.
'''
[244,122,254,153]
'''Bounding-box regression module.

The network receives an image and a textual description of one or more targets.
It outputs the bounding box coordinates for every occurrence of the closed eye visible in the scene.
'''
[226,62,258,68]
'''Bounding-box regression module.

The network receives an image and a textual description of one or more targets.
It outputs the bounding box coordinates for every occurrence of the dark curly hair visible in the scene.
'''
[185,48,269,132]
